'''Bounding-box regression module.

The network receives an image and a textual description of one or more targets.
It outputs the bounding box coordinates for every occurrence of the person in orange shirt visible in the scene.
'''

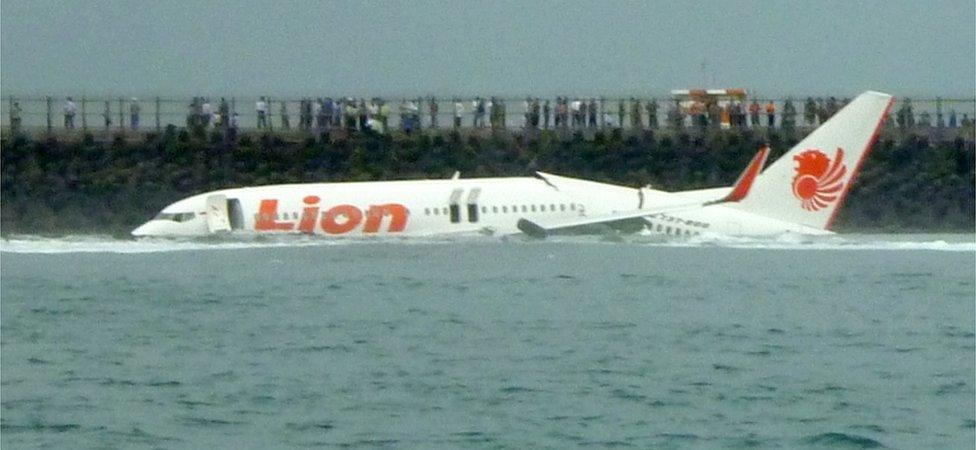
[765,101,776,127]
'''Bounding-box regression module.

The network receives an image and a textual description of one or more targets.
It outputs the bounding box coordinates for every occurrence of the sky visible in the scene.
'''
[1,0,974,99]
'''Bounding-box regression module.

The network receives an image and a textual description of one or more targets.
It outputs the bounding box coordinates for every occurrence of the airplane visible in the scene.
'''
[131,91,894,239]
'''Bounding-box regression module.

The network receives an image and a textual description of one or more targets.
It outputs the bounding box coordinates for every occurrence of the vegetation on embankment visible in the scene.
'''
[1,127,973,236]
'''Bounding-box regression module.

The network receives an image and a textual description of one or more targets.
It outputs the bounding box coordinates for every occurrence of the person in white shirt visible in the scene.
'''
[453,99,464,128]
[485,98,493,128]
[64,97,77,129]
[368,99,379,118]
[569,99,582,128]
[201,100,213,128]
[130,97,141,130]
[255,96,268,129]
[312,100,323,129]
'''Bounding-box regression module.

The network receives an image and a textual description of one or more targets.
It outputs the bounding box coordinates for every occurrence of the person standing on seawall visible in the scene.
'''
[64,97,77,129]
[256,96,268,129]
[9,101,22,133]
[429,97,439,129]
[130,98,141,130]
[630,98,642,129]
[617,99,626,129]
[103,100,112,129]
[804,97,817,126]
[781,98,797,132]
[218,98,229,129]
[749,100,761,128]
[531,98,541,128]
[542,99,551,130]
[588,98,598,128]
[765,100,776,128]
[453,98,463,128]
[279,101,290,130]
[646,98,657,129]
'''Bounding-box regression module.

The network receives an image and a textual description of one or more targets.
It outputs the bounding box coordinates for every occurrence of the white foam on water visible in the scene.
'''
[1,233,973,254]
[0,234,452,254]
[675,232,976,252]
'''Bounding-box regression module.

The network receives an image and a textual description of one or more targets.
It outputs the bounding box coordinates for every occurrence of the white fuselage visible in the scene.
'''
[132,91,894,239]
[131,173,829,238]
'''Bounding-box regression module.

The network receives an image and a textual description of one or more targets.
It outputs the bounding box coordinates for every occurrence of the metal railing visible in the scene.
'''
[2,95,974,135]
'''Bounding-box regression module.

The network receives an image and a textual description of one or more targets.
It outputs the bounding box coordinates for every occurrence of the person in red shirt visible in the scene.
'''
[749,101,761,128]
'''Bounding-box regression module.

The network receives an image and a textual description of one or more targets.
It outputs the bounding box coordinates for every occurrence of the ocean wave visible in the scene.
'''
[1,233,973,254]
[800,432,886,449]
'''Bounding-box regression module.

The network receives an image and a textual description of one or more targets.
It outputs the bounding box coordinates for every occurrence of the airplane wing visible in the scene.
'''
[517,202,706,238]
[517,146,769,238]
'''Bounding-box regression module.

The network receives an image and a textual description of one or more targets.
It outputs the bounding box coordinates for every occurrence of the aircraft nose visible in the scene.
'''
[131,222,153,237]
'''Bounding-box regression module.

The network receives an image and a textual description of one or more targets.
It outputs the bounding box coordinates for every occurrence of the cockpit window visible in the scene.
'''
[154,212,196,222]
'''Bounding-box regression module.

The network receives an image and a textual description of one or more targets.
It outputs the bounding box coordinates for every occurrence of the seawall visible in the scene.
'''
[1,127,972,236]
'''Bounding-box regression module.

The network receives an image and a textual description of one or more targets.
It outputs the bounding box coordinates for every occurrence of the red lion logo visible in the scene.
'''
[792,148,846,211]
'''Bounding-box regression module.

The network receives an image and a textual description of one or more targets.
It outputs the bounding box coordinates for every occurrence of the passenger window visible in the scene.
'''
[560,204,566,211]
[665,226,672,234]
[520,205,527,213]
[502,206,508,213]
[530,205,536,212]
[433,208,439,215]
[424,208,430,215]
[656,224,662,232]
[570,204,576,211]
[481,206,487,214]
[443,207,449,215]
[492,206,498,213]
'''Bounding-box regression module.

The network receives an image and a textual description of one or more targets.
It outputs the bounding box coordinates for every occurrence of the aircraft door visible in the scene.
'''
[205,194,232,233]
[227,199,245,230]
[448,188,463,224]
[466,188,481,223]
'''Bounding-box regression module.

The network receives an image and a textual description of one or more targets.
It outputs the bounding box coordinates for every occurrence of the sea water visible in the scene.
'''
[2,234,974,449]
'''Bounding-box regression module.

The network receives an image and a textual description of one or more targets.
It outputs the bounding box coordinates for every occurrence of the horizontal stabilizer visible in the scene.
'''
[717,145,769,203]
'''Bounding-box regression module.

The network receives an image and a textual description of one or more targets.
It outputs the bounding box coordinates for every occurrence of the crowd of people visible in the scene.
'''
[4,96,974,134]
[187,97,239,130]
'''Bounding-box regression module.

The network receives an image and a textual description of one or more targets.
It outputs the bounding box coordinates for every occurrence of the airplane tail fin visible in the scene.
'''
[730,91,893,230]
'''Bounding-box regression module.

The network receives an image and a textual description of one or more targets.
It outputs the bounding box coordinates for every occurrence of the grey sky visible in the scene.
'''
[2,0,974,98]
